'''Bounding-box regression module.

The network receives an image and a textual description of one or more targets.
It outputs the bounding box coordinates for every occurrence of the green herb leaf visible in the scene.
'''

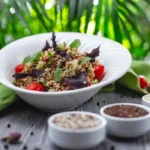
[23,55,32,64]
[22,52,42,64]
[30,52,42,63]
[54,68,62,82]
[79,57,91,65]
[58,42,66,50]
[48,52,52,57]
[69,39,81,48]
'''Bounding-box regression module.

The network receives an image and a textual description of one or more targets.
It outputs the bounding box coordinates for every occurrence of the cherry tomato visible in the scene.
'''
[25,82,44,91]
[15,64,25,72]
[93,65,105,81]
[138,75,148,89]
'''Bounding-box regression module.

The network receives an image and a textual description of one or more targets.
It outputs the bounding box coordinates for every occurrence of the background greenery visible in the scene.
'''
[0,0,150,59]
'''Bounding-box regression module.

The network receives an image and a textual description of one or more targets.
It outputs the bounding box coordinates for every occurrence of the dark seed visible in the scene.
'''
[7,124,11,128]
[34,148,41,150]
[110,145,115,150]
[31,124,34,127]
[4,144,9,149]
[97,102,100,106]
[28,116,31,119]
[30,132,34,135]
[103,100,106,103]
[23,145,27,150]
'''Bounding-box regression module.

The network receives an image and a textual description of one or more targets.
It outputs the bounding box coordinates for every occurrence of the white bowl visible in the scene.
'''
[0,32,131,112]
[48,111,107,149]
[100,103,150,138]
[142,94,150,108]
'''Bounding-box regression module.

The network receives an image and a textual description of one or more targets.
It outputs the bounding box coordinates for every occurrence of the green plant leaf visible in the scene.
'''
[69,39,81,48]
[23,52,42,64]
[0,84,17,111]
[54,68,62,82]
[84,0,93,33]
[79,57,91,65]
[58,42,66,50]
[94,0,104,34]
[23,55,32,64]
[31,52,42,63]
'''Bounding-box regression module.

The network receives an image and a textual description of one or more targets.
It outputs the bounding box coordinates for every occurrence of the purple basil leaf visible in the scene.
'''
[32,69,44,78]
[51,32,70,60]
[88,45,100,62]
[64,72,87,89]
[42,41,51,52]
[12,73,29,80]
[58,51,70,60]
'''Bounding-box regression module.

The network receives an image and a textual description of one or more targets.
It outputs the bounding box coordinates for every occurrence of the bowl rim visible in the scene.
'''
[100,103,150,121]
[142,94,150,103]
[0,32,132,95]
[48,111,107,133]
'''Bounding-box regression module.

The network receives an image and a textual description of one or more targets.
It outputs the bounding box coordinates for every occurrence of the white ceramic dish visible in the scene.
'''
[0,32,131,112]
[142,94,150,108]
[48,111,107,149]
[100,103,150,138]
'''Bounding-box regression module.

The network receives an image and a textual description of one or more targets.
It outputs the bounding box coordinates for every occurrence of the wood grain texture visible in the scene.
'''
[0,86,148,150]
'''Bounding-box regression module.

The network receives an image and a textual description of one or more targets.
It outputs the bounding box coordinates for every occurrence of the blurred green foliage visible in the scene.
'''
[0,0,150,59]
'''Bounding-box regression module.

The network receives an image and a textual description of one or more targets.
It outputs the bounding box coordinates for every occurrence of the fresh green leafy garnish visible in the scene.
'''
[58,42,66,50]
[79,57,91,65]
[69,39,81,48]
[22,52,42,64]
[48,52,52,57]
[31,52,42,63]
[23,56,32,64]
[54,68,62,82]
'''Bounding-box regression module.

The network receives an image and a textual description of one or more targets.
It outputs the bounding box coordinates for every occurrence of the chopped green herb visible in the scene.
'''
[31,52,42,63]
[22,52,42,64]
[23,56,32,64]
[48,52,52,57]
[69,39,81,48]
[79,57,91,65]
[58,42,66,50]
[54,68,62,82]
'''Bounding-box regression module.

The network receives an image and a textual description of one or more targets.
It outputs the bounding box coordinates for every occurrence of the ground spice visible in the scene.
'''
[53,114,101,129]
[104,105,148,118]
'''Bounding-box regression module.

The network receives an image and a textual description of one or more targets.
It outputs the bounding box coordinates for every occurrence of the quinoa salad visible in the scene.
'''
[12,32,105,92]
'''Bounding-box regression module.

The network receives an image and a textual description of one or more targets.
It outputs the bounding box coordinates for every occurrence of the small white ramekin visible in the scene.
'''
[48,111,107,149]
[142,94,150,108]
[100,103,150,138]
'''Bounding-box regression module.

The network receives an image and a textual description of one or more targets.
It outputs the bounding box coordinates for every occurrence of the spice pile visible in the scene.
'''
[104,105,148,118]
[53,114,101,129]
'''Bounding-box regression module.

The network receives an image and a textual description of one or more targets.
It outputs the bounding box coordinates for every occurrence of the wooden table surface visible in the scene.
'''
[0,86,149,150]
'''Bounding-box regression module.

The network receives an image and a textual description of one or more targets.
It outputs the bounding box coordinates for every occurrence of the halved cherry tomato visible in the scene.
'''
[15,64,25,72]
[138,75,148,89]
[25,82,44,91]
[93,65,105,81]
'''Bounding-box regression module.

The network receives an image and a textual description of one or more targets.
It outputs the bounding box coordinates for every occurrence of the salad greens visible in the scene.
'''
[54,68,62,82]
[79,57,91,65]
[23,52,42,64]
[69,39,81,48]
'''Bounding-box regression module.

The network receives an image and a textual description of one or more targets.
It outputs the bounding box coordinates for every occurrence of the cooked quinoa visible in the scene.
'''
[12,32,105,92]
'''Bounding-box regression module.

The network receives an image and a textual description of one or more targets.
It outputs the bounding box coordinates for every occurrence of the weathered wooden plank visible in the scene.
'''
[0,87,148,150]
